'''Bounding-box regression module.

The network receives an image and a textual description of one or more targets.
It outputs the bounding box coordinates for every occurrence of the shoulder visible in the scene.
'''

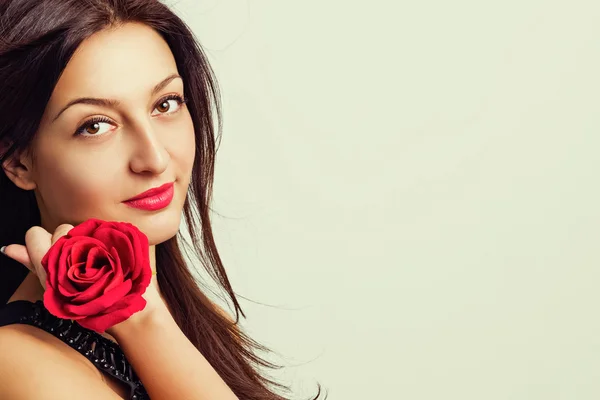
[0,324,123,399]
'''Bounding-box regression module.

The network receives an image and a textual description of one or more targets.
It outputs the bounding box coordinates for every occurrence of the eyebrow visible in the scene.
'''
[52,73,182,123]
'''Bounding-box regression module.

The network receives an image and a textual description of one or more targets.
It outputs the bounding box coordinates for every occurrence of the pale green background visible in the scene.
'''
[168,1,600,399]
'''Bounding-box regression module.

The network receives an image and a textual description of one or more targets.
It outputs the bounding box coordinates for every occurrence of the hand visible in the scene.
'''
[103,264,167,337]
[1,224,74,291]
[105,282,167,338]
[2,222,165,335]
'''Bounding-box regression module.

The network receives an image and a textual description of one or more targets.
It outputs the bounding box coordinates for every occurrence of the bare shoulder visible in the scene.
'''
[0,324,123,400]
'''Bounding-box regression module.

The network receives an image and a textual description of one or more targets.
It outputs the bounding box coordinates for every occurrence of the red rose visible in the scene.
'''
[40,218,152,333]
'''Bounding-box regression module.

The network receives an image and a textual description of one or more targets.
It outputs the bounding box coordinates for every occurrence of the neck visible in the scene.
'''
[149,244,156,275]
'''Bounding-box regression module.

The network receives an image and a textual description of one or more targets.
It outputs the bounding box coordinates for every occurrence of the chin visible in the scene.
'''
[135,210,182,246]
[123,181,186,244]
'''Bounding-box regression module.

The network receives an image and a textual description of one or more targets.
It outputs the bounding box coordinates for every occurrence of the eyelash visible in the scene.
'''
[74,94,188,138]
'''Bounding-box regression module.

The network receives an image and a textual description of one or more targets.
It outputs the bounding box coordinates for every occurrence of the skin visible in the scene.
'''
[1,22,196,322]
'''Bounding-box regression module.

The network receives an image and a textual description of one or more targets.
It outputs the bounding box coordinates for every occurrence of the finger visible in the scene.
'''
[29,224,74,290]
[24,226,53,289]
[1,244,35,273]
[51,224,74,245]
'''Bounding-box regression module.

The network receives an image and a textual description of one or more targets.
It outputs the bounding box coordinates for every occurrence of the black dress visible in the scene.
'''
[0,300,149,399]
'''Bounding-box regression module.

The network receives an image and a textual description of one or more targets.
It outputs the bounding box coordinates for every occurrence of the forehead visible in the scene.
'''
[48,22,178,106]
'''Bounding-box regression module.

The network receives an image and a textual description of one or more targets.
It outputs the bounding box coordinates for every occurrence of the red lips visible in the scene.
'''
[123,182,175,211]
[125,182,174,202]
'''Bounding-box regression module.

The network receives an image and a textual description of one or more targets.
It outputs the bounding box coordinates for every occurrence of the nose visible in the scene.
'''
[128,121,170,175]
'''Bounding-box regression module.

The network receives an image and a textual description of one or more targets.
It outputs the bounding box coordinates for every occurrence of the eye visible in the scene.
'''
[73,94,188,139]
[74,116,114,138]
[151,94,187,116]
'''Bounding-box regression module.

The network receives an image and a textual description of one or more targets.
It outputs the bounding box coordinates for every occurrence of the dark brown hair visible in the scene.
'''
[0,0,325,399]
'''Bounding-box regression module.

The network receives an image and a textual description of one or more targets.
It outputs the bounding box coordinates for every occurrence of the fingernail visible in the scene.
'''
[0,246,6,254]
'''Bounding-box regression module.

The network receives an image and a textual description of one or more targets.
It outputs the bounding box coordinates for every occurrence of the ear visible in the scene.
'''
[1,145,37,191]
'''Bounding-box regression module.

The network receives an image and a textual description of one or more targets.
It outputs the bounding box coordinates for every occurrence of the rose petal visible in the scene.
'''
[76,295,147,333]
[56,240,75,282]
[43,288,75,319]
[63,279,132,316]
[102,292,138,313]
[104,278,132,298]
[72,270,114,304]
[56,281,81,300]
[93,228,135,275]
[83,246,111,279]
[69,258,104,282]
[70,238,107,266]
[128,229,150,283]
[56,245,81,296]
[105,246,125,292]
[43,218,152,332]
[67,219,103,237]
[100,221,149,282]
[76,265,112,288]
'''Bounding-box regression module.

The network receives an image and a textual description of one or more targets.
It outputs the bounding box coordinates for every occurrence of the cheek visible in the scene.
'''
[36,154,118,215]
[169,116,196,176]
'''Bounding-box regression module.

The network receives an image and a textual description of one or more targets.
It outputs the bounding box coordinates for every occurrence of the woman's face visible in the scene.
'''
[14,22,195,244]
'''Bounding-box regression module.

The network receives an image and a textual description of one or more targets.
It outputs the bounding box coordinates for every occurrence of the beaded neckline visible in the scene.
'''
[0,300,149,400]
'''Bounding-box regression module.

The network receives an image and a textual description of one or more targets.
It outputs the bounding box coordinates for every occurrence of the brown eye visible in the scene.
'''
[74,116,114,137]
[152,94,187,116]
[86,122,101,135]
[156,101,170,113]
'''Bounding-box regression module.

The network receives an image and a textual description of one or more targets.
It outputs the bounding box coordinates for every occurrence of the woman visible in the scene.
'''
[0,0,325,399]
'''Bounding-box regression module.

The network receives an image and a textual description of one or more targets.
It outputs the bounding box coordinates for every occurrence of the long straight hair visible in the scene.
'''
[0,1,325,399]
